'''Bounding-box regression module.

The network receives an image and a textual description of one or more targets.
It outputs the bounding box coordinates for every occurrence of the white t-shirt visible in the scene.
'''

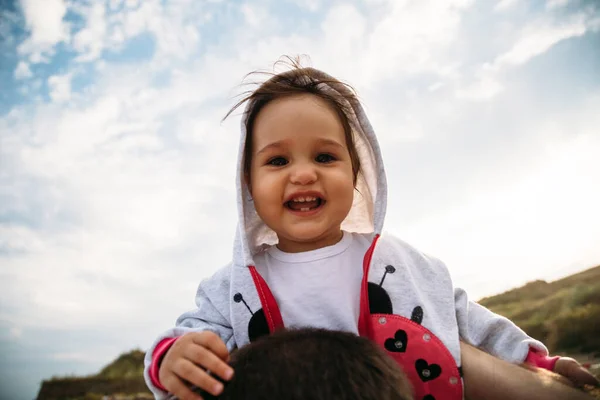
[253,231,372,334]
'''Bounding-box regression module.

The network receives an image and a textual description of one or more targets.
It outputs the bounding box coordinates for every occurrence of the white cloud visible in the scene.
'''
[456,64,504,100]
[14,61,33,79]
[17,0,69,62]
[496,17,587,66]
[47,73,72,103]
[456,13,591,101]
[241,4,266,27]
[72,2,108,62]
[359,0,470,83]
[546,0,570,10]
[0,60,242,334]
[234,0,472,90]
[397,97,600,299]
[494,0,518,12]
[68,0,204,65]
[125,0,141,8]
[28,51,51,64]
[423,137,600,298]
[144,2,202,62]
[290,0,321,12]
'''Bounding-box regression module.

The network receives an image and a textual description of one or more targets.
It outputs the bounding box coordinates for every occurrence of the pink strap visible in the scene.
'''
[149,337,180,391]
[525,348,560,371]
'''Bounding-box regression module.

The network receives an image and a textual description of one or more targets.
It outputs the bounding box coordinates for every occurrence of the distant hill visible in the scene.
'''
[97,349,145,379]
[37,265,600,399]
[36,350,151,400]
[479,265,600,356]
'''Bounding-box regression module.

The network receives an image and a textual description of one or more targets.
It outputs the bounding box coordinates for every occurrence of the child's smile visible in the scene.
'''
[248,94,355,253]
[285,191,325,215]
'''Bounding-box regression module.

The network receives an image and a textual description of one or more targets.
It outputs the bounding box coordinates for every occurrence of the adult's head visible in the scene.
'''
[179,328,413,400]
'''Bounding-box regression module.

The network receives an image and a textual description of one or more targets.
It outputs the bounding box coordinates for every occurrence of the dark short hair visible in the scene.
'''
[195,328,414,400]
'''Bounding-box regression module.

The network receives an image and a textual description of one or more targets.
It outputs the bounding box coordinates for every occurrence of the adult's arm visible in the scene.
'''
[460,341,594,400]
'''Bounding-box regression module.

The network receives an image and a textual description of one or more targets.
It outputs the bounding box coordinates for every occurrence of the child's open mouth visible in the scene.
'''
[285,196,325,213]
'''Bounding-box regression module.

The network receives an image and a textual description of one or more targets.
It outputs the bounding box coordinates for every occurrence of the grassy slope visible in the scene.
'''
[96,349,145,379]
[478,265,600,356]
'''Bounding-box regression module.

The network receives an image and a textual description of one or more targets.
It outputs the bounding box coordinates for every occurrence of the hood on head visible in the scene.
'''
[232,68,388,267]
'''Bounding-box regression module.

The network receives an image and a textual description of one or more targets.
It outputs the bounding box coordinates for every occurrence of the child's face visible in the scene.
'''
[249,94,355,253]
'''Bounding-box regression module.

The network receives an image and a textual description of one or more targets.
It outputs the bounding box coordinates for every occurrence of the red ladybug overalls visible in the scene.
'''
[243,235,464,400]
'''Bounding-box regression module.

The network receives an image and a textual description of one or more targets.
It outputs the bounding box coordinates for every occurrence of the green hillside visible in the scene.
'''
[36,350,151,400]
[97,349,145,379]
[479,265,600,356]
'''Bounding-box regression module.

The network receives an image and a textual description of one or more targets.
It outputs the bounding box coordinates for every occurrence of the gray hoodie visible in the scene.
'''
[144,68,547,400]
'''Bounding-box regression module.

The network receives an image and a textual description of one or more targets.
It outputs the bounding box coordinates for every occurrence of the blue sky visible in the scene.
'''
[1,0,599,399]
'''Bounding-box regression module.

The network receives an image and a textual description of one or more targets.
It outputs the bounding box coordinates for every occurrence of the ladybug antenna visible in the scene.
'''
[379,265,396,287]
[233,293,254,315]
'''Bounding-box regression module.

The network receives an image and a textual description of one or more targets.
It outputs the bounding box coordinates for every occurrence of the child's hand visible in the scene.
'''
[158,331,234,400]
[554,357,599,388]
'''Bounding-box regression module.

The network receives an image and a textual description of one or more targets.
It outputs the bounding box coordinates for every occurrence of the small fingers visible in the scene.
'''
[192,331,230,362]
[173,358,225,397]
[163,373,204,400]
[185,343,234,382]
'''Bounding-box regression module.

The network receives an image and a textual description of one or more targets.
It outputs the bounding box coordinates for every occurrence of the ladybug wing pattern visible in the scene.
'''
[248,309,269,342]
[411,306,424,324]
[367,264,396,314]
[367,264,463,400]
[234,292,270,342]
[368,282,393,314]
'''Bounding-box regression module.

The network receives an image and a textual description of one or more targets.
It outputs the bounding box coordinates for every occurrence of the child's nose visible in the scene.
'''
[290,163,317,185]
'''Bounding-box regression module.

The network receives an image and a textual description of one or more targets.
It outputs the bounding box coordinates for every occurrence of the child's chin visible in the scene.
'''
[288,230,323,242]
[289,226,339,243]
[280,226,319,239]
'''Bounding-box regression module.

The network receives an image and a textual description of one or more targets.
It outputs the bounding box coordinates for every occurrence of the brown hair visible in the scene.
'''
[224,56,362,184]
[195,328,414,400]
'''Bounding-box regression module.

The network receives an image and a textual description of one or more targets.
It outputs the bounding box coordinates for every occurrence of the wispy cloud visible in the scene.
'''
[13,61,32,79]
[457,9,595,100]
[71,2,108,62]
[494,0,518,12]
[496,17,587,66]
[47,72,72,102]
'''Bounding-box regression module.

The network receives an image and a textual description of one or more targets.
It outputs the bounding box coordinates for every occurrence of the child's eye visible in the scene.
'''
[315,153,336,163]
[267,157,288,166]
